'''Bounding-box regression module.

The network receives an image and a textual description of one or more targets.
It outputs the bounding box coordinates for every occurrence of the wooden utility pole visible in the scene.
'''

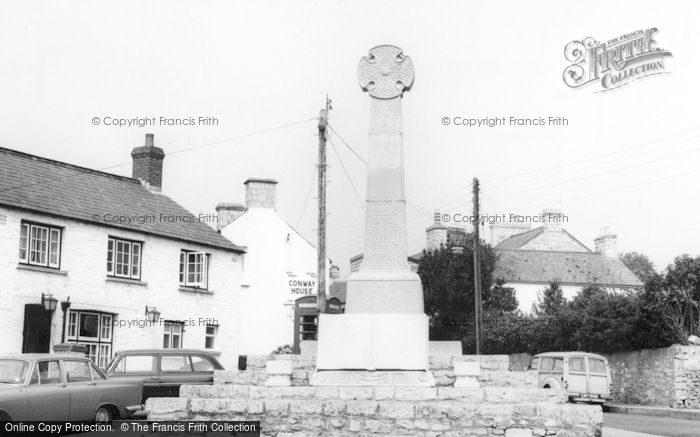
[472,177,483,354]
[317,96,331,314]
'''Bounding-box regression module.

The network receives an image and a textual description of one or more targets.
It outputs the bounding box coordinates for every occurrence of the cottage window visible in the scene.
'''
[179,250,208,289]
[19,221,62,268]
[205,324,217,349]
[64,310,114,369]
[163,321,184,349]
[107,237,142,280]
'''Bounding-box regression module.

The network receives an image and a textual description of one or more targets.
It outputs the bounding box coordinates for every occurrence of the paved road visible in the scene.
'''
[604,413,700,437]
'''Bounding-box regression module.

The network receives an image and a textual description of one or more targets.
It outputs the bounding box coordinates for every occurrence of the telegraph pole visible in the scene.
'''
[317,96,331,314]
[472,177,483,354]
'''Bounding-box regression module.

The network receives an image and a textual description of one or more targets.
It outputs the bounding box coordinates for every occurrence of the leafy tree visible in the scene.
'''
[484,279,518,314]
[631,275,687,348]
[565,286,638,353]
[619,251,657,284]
[662,255,700,336]
[418,235,516,349]
[533,282,566,316]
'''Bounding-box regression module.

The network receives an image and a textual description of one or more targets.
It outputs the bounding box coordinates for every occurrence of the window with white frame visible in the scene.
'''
[19,221,62,268]
[107,237,142,280]
[179,250,209,289]
[65,310,114,368]
[163,321,184,348]
[205,324,217,349]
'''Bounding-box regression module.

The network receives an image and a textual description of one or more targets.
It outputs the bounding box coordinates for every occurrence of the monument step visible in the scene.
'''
[429,355,511,372]
[432,370,538,388]
[146,397,602,436]
[180,385,566,404]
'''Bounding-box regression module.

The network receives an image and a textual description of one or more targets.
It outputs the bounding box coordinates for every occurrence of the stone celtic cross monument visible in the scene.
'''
[312,45,433,386]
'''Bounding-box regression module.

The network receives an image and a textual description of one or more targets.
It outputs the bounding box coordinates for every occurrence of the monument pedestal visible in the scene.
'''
[312,312,434,387]
[343,270,425,313]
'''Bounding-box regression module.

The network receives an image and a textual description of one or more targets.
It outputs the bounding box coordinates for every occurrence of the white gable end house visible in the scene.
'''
[218,178,334,355]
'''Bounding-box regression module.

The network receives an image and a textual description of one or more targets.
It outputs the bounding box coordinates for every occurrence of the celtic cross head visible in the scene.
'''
[358,45,415,99]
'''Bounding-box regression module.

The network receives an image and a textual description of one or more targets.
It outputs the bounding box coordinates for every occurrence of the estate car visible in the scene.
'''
[106,349,224,400]
[530,351,612,403]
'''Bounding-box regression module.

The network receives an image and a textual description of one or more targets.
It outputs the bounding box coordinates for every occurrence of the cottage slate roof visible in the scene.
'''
[494,227,544,250]
[494,250,642,287]
[0,147,244,252]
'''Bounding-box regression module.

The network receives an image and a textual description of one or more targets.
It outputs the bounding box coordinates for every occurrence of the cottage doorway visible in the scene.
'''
[22,304,52,353]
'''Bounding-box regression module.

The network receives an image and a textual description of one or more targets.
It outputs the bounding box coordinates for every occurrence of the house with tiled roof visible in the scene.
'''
[490,210,643,311]
[350,209,643,313]
[0,134,245,369]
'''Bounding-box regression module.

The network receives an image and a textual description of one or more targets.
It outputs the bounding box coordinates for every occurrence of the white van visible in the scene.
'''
[529,352,612,404]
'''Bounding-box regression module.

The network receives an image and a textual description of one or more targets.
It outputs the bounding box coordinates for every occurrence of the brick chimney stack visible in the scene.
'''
[131,133,165,191]
[215,203,247,231]
[244,178,277,209]
[595,226,618,258]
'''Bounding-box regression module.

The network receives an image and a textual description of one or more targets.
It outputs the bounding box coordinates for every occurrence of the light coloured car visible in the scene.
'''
[0,354,143,422]
[530,351,612,403]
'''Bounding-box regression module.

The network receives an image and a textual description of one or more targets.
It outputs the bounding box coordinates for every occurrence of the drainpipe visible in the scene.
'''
[60,297,71,343]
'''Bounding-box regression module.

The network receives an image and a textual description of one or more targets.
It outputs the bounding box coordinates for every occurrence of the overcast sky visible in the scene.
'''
[2,0,699,277]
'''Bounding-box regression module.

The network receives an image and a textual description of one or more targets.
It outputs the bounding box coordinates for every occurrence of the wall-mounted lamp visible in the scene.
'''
[145,306,161,323]
[41,293,58,312]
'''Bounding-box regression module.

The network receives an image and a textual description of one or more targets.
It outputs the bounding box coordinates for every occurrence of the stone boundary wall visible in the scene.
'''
[608,345,700,407]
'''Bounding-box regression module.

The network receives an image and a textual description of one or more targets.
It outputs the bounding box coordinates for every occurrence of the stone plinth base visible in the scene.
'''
[315,313,429,372]
[147,385,604,436]
[310,370,434,387]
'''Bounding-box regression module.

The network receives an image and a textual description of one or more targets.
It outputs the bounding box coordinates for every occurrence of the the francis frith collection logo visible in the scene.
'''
[563,28,672,92]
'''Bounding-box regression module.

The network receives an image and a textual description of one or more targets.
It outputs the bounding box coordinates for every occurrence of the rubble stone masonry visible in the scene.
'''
[608,345,700,408]
[147,354,604,436]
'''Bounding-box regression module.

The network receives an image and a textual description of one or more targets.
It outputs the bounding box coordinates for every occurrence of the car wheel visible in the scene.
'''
[95,406,113,423]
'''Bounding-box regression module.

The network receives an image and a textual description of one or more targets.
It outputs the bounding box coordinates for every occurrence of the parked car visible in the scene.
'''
[529,351,612,404]
[0,354,143,422]
[105,349,224,401]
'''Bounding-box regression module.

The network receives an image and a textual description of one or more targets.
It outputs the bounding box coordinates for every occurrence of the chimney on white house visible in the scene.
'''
[425,210,448,250]
[595,226,618,257]
[131,133,165,191]
[244,178,277,209]
[215,203,246,231]
[542,208,565,233]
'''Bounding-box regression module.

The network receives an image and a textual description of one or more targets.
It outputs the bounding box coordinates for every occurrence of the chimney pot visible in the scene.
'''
[145,133,154,147]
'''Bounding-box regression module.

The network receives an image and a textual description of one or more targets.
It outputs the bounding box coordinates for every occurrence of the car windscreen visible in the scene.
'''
[0,359,29,384]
